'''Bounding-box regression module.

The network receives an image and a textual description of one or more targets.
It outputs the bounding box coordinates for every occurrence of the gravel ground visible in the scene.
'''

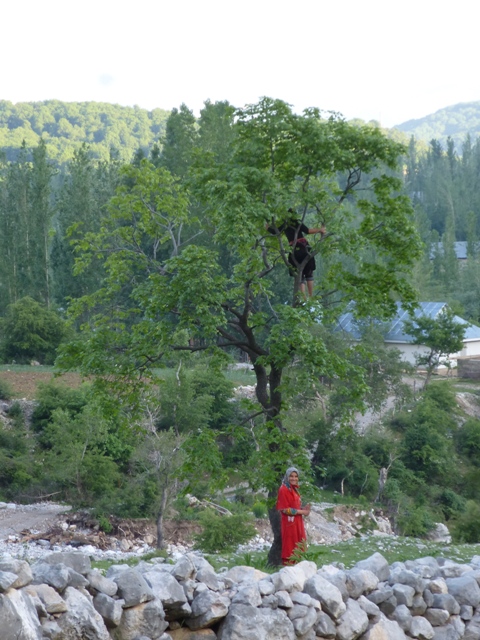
[0,502,157,562]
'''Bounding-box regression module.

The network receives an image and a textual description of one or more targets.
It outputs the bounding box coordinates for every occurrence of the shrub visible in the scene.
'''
[193,510,256,553]
[252,501,267,518]
[0,378,13,401]
[0,296,68,364]
[452,501,480,543]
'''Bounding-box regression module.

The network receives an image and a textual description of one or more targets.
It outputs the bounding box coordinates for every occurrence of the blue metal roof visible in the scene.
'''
[336,302,480,343]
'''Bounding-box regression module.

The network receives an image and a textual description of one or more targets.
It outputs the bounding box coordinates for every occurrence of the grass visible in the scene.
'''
[88,535,480,576]
[0,364,56,373]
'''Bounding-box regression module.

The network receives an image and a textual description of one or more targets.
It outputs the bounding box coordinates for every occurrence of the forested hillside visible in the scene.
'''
[2,98,480,555]
[396,101,480,148]
[0,100,170,164]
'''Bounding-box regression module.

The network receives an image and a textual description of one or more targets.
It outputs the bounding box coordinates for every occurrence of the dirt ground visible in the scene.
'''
[0,370,84,400]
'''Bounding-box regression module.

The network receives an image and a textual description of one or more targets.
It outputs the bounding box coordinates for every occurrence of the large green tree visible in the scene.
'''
[59,98,421,564]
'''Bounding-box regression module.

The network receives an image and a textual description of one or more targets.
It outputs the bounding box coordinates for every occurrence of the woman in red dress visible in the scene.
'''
[276,467,311,565]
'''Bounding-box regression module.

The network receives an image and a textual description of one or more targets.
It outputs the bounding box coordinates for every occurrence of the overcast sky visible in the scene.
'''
[2,0,478,128]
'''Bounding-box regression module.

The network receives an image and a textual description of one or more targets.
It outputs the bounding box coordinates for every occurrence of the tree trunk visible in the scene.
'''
[267,492,282,567]
[156,486,168,549]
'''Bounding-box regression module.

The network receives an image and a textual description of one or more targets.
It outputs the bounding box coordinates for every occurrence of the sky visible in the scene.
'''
[2,0,479,128]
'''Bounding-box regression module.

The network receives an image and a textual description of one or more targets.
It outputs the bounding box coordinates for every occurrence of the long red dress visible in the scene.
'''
[276,483,307,564]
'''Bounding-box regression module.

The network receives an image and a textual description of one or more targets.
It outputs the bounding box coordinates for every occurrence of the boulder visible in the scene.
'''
[112,597,168,640]
[57,586,110,640]
[336,598,369,640]
[303,573,346,619]
[355,553,390,581]
[0,588,43,640]
[114,568,155,608]
[217,603,295,640]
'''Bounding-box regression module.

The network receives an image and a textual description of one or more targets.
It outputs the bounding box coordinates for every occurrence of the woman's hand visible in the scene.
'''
[299,503,311,516]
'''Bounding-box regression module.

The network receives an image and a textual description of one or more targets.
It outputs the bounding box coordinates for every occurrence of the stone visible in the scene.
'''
[143,570,188,608]
[389,567,426,592]
[393,604,412,632]
[359,613,408,639]
[424,607,450,626]
[366,585,393,605]
[405,557,440,579]
[87,569,118,596]
[354,553,390,581]
[186,590,230,630]
[428,578,448,594]
[196,567,219,590]
[0,588,43,640]
[346,568,379,599]
[232,583,262,607]
[57,586,110,640]
[378,595,397,616]
[43,551,91,575]
[431,593,461,615]
[425,523,451,544]
[31,562,70,591]
[169,630,217,640]
[31,583,67,613]
[303,573,346,619]
[460,604,473,621]
[217,603,295,640]
[410,594,427,616]
[335,598,369,640]
[445,574,480,607]
[172,555,197,581]
[271,561,317,593]
[276,589,293,608]
[41,619,63,639]
[114,568,155,608]
[430,616,464,640]
[93,592,124,627]
[392,583,415,607]
[315,610,336,638]
[410,615,434,639]
[440,560,472,579]
[317,566,349,601]
[114,597,169,640]
[258,578,275,596]
[223,565,268,585]
[465,610,480,640]
[0,570,17,592]
[0,558,33,589]
[291,605,317,636]
[357,594,380,618]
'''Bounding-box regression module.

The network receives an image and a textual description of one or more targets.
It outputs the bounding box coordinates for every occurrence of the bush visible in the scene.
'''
[452,501,480,543]
[0,296,68,364]
[0,378,13,401]
[252,501,267,518]
[193,510,256,553]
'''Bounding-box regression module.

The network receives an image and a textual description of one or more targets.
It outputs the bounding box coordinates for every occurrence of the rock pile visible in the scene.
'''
[2,549,480,639]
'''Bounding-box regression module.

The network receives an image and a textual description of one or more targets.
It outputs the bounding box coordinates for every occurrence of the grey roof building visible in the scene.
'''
[337,302,480,365]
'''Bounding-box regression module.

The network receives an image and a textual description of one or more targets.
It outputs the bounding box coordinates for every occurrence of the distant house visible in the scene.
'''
[336,302,480,366]
[429,241,469,261]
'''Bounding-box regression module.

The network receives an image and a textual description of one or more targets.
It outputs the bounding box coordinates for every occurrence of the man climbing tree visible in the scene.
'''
[59,98,421,565]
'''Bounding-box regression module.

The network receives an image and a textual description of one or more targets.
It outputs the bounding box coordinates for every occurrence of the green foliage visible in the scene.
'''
[0,378,13,400]
[193,510,256,553]
[452,500,480,543]
[456,418,480,462]
[31,381,89,437]
[0,297,68,364]
[0,100,170,165]
[404,308,467,385]
[252,501,268,518]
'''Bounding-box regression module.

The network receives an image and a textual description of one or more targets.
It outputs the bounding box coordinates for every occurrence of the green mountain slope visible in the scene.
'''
[0,100,170,164]
[395,101,480,149]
